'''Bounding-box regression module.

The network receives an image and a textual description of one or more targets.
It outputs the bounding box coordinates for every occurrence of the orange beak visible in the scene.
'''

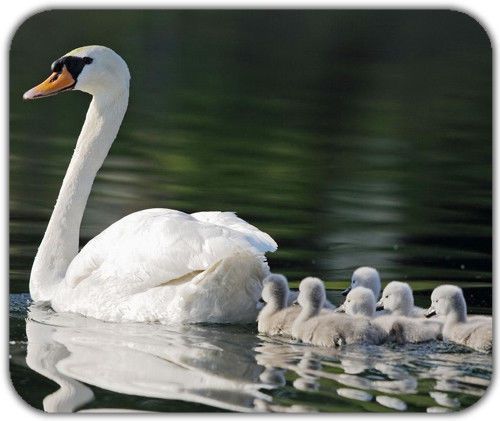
[23,65,76,100]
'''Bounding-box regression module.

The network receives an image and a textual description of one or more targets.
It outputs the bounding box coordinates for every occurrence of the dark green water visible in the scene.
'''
[9,10,492,412]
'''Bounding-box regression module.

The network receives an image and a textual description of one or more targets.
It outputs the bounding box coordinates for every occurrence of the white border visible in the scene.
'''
[1,1,498,420]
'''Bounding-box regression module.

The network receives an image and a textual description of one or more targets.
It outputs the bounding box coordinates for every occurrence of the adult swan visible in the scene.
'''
[24,45,277,324]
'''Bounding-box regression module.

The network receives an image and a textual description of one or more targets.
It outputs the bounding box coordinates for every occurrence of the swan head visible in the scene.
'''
[297,277,326,311]
[338,287,376,317]
[23,45,130,100]
[377,281,414,315]
[261,274,289,308]
[342,266,381,299]
[426,285,467,319]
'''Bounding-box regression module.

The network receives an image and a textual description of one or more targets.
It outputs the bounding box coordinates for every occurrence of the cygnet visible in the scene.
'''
[376,281,426,317]
[340,287,442,344]
[292,278,387,347]
[341,266,381,299]
[426,285,491,353]
[258,275,334,337]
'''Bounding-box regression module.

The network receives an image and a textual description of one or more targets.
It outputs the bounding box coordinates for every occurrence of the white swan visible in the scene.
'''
[376,281,426,317]
[341,266,381,298]
[24,45,277,324]
[340,287,442,343]
[426,285,492,353]
[292,278,386,346]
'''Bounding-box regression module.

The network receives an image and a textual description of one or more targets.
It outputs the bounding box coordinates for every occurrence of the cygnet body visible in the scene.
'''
[377,281,426,317]
[342,267,381,299]
[292,278,386,347]
[258,275,334,337]
[257,274,299,337]
[426,285,492,353]
[340,287,441,344]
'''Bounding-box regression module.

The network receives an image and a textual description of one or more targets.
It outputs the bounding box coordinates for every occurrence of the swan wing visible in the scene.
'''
[191,211,277,253]
[64,209,277,294]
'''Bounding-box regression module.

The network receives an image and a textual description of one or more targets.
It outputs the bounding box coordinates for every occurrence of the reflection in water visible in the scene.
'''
[9,297,492,412]
[25,302,270,412]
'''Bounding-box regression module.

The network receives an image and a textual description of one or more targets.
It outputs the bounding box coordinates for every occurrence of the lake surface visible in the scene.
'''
[9,10,492,412]
[9,295,493,413]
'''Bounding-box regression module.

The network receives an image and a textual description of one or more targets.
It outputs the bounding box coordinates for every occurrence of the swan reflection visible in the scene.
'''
[25,302,271,412]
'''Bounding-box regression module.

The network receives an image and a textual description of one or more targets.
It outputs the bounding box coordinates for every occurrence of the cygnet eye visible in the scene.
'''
[385,295,389,299]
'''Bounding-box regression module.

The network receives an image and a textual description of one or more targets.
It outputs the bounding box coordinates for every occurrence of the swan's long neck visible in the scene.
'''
[30,89,128,301]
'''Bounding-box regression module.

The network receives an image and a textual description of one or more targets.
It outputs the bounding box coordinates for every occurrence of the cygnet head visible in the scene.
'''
[261,274,289,309]
[341,287,376,317]
[342,266,381,298]
[426,285,467,320]
[23,45,130,100]
[377,281,414,315]
[297,277,326,313]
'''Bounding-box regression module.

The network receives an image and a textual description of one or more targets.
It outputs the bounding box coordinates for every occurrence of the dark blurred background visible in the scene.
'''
[10,10,492,304]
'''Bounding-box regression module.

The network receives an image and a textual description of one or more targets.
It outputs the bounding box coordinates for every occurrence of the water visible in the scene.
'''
[9,295,492,413]
[9,10,492,412]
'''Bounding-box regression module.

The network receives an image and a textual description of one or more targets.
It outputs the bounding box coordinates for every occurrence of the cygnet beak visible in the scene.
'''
[376,300,384,311]
[341,287,351,297]
[334,304,345,313]
[425,307,436,318]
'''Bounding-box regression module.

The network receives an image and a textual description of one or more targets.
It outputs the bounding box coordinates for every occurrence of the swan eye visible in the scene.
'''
[50,56,94,81]
[51,59,64,74]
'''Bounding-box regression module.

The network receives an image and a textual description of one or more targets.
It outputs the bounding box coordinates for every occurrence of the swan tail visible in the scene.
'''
[180,252,270,323]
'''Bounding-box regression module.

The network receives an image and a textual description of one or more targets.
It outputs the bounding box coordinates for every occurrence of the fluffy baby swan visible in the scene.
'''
[342,266,381,298]
[258,275,335,337]
[426,285,492,353]
[340,287,442,344]
[257,274,297,337]
[292,278,386,347]
[376,281,426,317]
